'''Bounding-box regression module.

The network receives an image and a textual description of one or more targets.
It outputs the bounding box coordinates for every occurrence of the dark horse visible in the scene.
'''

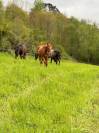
[49,49,61,64]
[35,43,52,66]
[15,44,27,59]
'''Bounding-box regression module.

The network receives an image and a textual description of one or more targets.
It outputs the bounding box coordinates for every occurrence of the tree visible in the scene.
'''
[33,0,44,11]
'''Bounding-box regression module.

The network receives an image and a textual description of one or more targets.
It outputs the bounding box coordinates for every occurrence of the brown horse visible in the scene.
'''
[36,43,53,66]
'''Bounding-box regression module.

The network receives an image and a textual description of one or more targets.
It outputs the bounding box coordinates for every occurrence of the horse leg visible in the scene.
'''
[23,56,25,59]
[59,59,60,64]
[15,50,18,59]
[23,56,26,59]
[39,56,43,64]
[53,58,56,64]
[19,51,22,59]
[50,58,52,63]
[15,54,18,59]
[57,58,60,65]
[20,54,23,59]
[23,53,26,59]
[44,56,48,67]
[21,55,22,59]
[54,58,57,64]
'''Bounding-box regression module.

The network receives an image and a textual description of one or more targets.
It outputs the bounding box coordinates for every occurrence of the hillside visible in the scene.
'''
[0,53,99,132]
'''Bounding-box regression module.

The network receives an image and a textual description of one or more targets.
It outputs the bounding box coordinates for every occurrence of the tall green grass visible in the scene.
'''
[0,53,99,133]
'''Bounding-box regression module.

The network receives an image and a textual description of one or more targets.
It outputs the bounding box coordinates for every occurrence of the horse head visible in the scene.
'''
[45,43,53,54]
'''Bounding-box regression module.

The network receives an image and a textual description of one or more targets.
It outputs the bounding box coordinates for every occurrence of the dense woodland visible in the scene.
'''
[1,0,99,64]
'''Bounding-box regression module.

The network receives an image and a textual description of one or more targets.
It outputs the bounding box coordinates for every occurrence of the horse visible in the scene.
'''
[36,43,53,66]
[49,49,61,64]
[15,44,27,59]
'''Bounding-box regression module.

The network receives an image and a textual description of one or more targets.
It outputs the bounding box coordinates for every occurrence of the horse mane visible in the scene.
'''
[42,44,49,54]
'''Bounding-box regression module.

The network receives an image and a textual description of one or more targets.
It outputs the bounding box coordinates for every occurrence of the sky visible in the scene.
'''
[2,0,99,24]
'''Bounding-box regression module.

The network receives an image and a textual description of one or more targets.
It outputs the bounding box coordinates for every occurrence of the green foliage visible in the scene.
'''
[34,0,44,11]
[1,2,99,63]
[6,4,28,24]
[0,1,3,18]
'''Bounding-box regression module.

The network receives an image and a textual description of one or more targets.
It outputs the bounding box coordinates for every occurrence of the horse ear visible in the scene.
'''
[46,43,49,47]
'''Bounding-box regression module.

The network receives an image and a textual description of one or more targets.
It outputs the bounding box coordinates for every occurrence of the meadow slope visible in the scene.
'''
[0,53,99,133]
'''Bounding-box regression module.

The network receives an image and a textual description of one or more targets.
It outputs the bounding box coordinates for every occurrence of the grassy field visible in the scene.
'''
[0,53,99,133]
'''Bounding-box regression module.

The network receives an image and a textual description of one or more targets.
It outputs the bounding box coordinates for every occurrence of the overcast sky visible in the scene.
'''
[3,0,99,24]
